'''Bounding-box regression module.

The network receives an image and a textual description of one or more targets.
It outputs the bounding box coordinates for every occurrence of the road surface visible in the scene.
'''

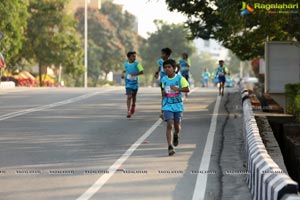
[0,87,251,200]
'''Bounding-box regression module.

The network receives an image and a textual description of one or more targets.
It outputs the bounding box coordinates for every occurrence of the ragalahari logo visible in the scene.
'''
[241,2,255,16]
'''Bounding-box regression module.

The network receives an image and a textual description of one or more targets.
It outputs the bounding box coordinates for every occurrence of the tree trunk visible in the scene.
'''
[39,64,42,87]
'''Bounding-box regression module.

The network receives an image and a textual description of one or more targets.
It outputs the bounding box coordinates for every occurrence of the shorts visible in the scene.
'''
[163,111,183,122]
[218,75,226,83]
[126,88,138,96]
[202,78,209,83]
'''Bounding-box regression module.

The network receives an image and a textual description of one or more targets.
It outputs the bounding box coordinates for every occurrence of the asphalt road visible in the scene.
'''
[0,87,252,200]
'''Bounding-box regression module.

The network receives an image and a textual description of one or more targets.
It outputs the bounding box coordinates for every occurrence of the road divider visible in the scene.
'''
[241,89,300,200]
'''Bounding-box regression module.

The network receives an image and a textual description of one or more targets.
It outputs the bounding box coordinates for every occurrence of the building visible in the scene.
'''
[194,38,228,60]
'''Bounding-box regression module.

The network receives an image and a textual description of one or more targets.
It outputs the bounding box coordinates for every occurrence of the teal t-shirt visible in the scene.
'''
[157,58,166,80]
[161,74,189,112]
[178,58,190,76]
[124,61,143,89]
[202,71,210,80]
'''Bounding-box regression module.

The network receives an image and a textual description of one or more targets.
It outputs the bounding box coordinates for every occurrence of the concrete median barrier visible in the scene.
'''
[241,89,300,200]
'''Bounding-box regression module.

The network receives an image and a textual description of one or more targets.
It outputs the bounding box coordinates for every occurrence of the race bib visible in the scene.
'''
[218,72,224,76]
[127,74,137,80]
[165,86,179,97]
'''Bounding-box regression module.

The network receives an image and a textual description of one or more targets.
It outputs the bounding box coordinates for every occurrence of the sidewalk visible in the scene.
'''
[205,88,252,200]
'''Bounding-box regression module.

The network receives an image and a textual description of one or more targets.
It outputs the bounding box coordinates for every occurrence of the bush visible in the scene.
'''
[285,83,300,122]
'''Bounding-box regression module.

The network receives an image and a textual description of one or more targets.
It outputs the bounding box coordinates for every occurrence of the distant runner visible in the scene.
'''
[201,68,210,88]
[121,51,144,118]
[178,53,191,97]
[154,48,172,118]
[161,59,190,156]
[215,60,228,96]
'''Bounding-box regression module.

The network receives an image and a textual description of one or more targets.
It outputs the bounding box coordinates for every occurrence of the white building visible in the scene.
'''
[194,39,228,60]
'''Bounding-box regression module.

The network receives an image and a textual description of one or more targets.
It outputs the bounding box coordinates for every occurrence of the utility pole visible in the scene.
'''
[84,0,88,88]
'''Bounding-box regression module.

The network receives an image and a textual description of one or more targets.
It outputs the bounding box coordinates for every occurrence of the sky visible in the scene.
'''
[113,0,187,38]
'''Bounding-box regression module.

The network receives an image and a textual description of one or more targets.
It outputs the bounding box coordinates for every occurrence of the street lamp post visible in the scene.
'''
[84,0,88,88]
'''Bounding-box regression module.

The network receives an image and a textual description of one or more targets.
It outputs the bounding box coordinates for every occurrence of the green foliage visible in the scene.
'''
[23,0,84,86]
[75,1,142,86]
[285,83,300,122]
[165,0,300,60]
[0,0,28,65]
[225,50,241,75]
[140,20,195,84]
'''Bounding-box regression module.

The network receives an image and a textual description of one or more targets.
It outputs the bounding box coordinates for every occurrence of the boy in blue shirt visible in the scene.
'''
[154,48,173,119]
[215,60,228,96]
[121,51,144,118]
[201,68,211,88]
[161,59,190,156]
[178,53,191,97]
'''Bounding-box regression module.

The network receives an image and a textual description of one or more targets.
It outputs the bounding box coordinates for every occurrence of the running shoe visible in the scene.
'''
[126,111,132,118]
[168,145,175,156]
[130,105,136,115]
[173,134,179,147]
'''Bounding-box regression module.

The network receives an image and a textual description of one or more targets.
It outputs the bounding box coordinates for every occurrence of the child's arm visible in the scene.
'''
[170,86,190,93]
[170,76,190,92]
[121,70,126,79]
[131,71,144,76]
[154,67,160,79]
[132,63,144,76]
[176,63,180,74]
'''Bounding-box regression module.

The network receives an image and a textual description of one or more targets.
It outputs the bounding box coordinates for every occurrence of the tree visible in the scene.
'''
[165,0,300,60]
[140,20,195,85]
[0,0,28,65]
[23,0,84,86]
[75,1,142,86]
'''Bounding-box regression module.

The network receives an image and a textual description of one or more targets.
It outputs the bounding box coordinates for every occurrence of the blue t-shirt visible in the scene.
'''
[161,74,189,112]
[157,58,166,80]
[179,59,190,76]
[124,61,143,89]
[216,66,228,77]
[202,71,210,80]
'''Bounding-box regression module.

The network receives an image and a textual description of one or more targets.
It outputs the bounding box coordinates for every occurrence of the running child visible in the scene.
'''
[201,68,211,88]
[178,53,191,97]
[121,51,144,118]
[215,60,228,96]
[154,48,172,118]
[161,59,190,156]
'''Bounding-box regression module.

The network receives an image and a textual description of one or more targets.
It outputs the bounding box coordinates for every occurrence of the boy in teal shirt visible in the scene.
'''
[161,59,190,156]
[121,51,144,118]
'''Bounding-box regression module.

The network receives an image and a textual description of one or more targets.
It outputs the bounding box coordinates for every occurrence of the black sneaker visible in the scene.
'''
[173,134,179,147]
[168,145,175,156]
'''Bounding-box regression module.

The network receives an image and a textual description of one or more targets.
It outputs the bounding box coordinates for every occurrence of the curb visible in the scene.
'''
[0,81,16,89]
[241,89,300,200]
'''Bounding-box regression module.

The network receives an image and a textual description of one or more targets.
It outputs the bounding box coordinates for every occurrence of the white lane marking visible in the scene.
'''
[0,89,117,121]
[76,119,163,200]
[192,95,221,200]
[77,88,197,200]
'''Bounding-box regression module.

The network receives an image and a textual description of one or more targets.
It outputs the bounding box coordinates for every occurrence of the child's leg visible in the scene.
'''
[174,121,181,136]
[166,119,174,146]
[127,94,132,112]
[132,94,136,106]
